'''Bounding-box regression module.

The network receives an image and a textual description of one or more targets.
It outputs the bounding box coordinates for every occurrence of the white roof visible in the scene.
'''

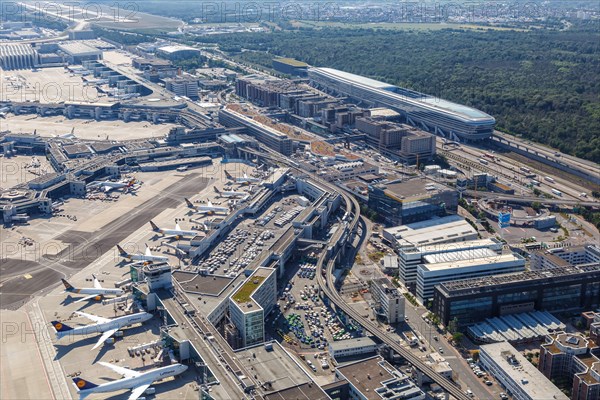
[420,253,523,273]
[385,215,477,248]
[158,45,200,54]
[480,342,569,400]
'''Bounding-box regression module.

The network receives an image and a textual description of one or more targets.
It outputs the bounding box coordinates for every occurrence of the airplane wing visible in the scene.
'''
[103,186,112,193]
[161,235,178,241]
[73,294,101,303]
[128,383,152,400]
[92,329,118,350]
[75,311,110,324]
[98,361,141,378]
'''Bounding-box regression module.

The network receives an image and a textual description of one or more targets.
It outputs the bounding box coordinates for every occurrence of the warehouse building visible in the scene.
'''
[272,58,309,76]
[58,42,102,64]
[0,44,38,70]
[328,337,377,360]
[433,264,600,328]
[156,44,202,60]
[480,342,568,400]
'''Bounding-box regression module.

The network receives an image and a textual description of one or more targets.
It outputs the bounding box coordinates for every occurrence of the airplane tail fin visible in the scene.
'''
[72,377,98,391]
[184,198,194,208]
[61,278,75,292]
[149,220,160,231]
[51,321,74,336]
[127,179,136,186]
[116,244,128,256]
[224,170,233,180]
[213,186,220,193]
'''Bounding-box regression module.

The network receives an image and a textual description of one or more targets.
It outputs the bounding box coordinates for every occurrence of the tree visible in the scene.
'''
[452,332,464,343]
[448,317,459,334]
[531,201,542,211]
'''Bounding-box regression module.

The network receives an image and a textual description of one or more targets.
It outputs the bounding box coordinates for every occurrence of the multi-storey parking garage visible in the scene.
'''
[308,67,496,142]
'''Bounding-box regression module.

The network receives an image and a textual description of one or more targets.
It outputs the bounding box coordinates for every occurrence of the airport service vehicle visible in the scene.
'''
[52,311,152,350]
[149,220,197,240]
[72,362,187,400]
[116,244,169,263]
[61,275,123,303]
[184,198,229,215]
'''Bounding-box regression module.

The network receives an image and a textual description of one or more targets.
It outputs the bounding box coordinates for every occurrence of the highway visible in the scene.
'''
[251,146,470,400]
[465,190,600,207]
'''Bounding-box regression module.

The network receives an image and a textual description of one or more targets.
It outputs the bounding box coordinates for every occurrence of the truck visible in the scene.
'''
[478,158,489,165]
[530,180,541,186]
[544,176,555,183]
[551,189,562,197]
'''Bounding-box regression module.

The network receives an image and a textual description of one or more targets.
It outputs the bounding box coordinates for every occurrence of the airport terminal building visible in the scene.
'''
[308,67,495,142]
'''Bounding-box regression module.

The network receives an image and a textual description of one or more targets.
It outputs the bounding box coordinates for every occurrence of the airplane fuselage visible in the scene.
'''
[72,287,123,296]
[78,364,188,396]
[123,254,168,262]
[158,228,197,237]
[56,312,152,339]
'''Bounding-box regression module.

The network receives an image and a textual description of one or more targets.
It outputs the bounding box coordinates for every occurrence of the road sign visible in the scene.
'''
[498,212,511,228]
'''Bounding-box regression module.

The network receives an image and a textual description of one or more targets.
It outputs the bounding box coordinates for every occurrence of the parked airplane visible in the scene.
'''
[176,165,188,172]
[149,220,197,240]
[87,178,137,193]
[72,362,188,400]
[116,244,169,263]
[61,275,123,303]
[184,198,229,215]
[52,311,152,350]
[213,187,246,198]
[224,170,261,184]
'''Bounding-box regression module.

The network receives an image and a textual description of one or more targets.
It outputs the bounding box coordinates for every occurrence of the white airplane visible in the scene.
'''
[72,362,188,400]
[184,198,229,215]
[87,178,137,193]
[52,311,153,350]
[61,275,124,303]
[224,170,261,184]
[149,220,197,240]
[116,244,169,263]
[213,186,246,198]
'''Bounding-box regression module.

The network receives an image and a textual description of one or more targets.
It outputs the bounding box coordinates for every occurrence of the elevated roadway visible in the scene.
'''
[249,146,469,400]
[466,190,600,207]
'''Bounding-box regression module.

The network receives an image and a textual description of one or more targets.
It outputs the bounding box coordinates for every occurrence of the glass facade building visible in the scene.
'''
[433,264,600,328]
[308,67,496,142]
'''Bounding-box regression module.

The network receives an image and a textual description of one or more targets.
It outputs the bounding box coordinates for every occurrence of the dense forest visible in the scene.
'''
[198,27,600,162]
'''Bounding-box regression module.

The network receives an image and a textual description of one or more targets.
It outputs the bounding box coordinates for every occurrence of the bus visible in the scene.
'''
[551,189,562,197]
[478,158,489,165]
[544,176,555,183]
[530,180,541,186]
[484,153,495,160]
[520,167,531,174]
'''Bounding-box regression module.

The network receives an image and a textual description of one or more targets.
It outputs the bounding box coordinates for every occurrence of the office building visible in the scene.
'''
[331,356,425,400]
[399,237,502,292]
[383,215,479,288]
[229,268,277,348]
[370,277,405,324]
[368,179,458,227]
[0,44,38,70]
[433,264,600,328]
[164,77,199,99]
[328,337,377,360]
[480,342,569,400]
[219,104,293,155]
[416,251,526,303]
[272,58,309,76]
[308,67,495,142]
[538,332,600,400]
[531,245,600,270]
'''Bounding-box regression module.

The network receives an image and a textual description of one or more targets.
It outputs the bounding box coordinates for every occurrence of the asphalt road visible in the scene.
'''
[0,174,209,310]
